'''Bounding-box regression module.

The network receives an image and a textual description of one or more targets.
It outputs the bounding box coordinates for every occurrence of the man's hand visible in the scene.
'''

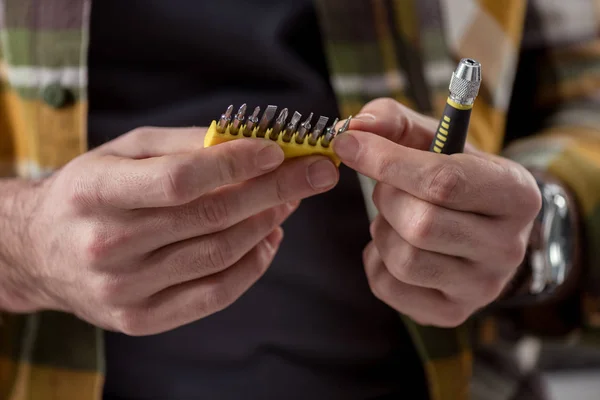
[333,99,542,327]
[3,126,338,335]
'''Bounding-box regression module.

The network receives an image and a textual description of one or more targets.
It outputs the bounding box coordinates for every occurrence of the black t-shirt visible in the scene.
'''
[88,1,428,399]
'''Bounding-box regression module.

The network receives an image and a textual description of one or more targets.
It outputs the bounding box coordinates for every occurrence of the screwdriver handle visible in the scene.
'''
[429,98,472,155]
[430,58,481,155]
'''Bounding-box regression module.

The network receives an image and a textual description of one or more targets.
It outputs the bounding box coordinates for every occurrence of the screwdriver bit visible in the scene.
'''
[282,111,302,143]
[244,106,261,137]
[308,116,329,146]
[230,104,247,135]
[337,117,352,135]
[295,113,314,144]
[270,108,288,140]
[217,105,234,133]
[320,117,339,148]
[256,105,277,138]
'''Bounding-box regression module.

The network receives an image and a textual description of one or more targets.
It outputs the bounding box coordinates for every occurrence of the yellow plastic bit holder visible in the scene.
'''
[203,120,341,167]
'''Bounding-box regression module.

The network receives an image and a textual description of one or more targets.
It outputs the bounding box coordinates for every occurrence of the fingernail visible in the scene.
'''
[354,113,376,122]
[333,134,360,162]
[257,144,284,171]
[266,228,284,249]
[307,159,338,190]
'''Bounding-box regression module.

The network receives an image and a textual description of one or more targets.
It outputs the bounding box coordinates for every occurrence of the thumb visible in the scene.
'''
[94,126,209,158]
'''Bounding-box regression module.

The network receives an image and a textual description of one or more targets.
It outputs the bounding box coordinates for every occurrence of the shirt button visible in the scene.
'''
[42,83,71,108]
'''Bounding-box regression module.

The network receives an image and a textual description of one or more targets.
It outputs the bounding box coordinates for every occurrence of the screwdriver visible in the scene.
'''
[429,58,482,155]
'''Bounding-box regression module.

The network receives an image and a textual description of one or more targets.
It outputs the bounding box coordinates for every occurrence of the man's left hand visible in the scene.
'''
[333,98,542,327]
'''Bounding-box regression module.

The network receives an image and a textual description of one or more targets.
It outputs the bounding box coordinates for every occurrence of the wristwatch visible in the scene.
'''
[499,170,582,307]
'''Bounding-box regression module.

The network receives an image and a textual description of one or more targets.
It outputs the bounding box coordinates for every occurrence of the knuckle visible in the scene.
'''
[393,245,420,281]
[161,162,194,203]
[503,238,528,266]
[264,206,283,227]
[94,274,128,305]
[375,157,401,182]
[367,276,385,302]
[523,182,543,217]
[366,272,392,305]
[66,176,96,212]
[511,165,543,217]
[112,306,148,336]
[411,315,433,327]
[203,283,234,314]
[406,203,437,245]
[409,259,443,288]
[204,238,233,271]
[82,226,118,265]
[437,303,470,328]
[364,97,398,114]
[364,262,382,297]
[369,218,378,240]
[274,171,291,203]
[215,152,239,183]
[252,241,275,275]
[479,277,506,303]
[362,245,375,274]
[253,256,271,277]
[199,195,230,231]
[372,183,388,209]
[128,126,153,141]
[372,184,382,208]
[425,163,465,204]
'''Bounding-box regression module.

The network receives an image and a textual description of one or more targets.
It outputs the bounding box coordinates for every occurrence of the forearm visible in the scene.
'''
[0,178,43,312]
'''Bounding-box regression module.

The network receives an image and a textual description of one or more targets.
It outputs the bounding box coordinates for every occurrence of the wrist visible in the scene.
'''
[0,178,47,312]
[496,169,583,307]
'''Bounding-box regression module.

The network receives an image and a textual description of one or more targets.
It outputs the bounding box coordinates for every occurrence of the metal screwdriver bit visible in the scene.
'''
[256,105,277,138]
[217,105,234,133]
[337,116,352,135]
[230,103,247,135]
[295,113,314,144]
[270,108,288,140]
[449,58,482,106]
[244,106,261,137]
[282,111,302,142]
[308,116,329,146]
[320,117,339,148]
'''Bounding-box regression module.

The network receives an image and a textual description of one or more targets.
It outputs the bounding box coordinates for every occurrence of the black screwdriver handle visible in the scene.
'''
[429,98,472,155]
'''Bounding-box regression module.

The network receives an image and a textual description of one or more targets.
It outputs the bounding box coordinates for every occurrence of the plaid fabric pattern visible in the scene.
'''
[1,1,600,399]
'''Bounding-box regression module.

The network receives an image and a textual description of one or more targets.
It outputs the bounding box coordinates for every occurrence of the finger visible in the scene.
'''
[89,138,285,209]
[131,203,296,295]
[370,215,503,303]
[120,228,283,336]
[347,99,440,151]
[372,184,525,262]
[334,130,540,217]
[341,98,481,154]
[363,241,471,328]
[132,155,338,248]
[94,127,208,158]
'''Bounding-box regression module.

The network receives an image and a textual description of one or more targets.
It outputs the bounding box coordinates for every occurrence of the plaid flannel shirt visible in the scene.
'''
[1,1,600,399]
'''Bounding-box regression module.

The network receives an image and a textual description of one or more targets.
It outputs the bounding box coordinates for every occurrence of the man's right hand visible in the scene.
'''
[4,126,339,335]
